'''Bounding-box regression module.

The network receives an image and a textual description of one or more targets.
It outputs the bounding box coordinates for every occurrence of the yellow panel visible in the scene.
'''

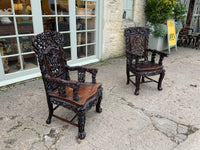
[167,20,176,46]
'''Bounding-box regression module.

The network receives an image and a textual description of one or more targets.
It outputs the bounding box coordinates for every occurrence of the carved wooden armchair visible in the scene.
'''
[32,31,103,139]
[124,27,168,95]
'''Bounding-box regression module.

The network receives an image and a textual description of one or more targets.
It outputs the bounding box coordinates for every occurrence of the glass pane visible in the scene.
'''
[0,20,15,36]
[3,56,21,74]
[63,33,70,47]
[19,36,33,53]
[1,38,18,56]
[87,31,95,43]
[76,0,86,15]
[87,44,95,56]
[76,17,85,31]
[63,48,71,61]
[43,17,56,31]
[16,17,33,34]
[57,0,69,15]
[14,0,32,15]
[23,54,38,70]
[77,32,85,45]
[87,1,95,15]
[41,0,55,15]
[87,17,95,29]
[0,1,13,15]
[58,17,70,31]
[77,46,86,58]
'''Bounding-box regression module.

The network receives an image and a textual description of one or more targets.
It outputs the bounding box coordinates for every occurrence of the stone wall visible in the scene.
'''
[102,0,146,60]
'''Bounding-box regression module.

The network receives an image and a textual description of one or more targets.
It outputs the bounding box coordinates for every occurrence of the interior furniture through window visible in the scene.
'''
[124,27,168,95]
[32,30,103,139]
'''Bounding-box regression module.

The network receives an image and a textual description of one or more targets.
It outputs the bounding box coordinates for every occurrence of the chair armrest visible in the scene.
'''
[147,49,168,65]
[147,49,168,57]
[45,76,80,101]
[65,65,98,84]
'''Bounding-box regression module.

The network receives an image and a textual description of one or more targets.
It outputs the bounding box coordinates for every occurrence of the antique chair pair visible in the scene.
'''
[124,27,168,95]
[32,31,103,139]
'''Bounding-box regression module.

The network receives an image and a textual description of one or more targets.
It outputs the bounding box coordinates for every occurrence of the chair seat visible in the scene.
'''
[130,61,163,72]
[49,82,102,106]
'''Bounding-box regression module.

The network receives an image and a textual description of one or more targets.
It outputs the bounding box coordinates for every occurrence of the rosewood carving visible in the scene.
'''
[32,31,103,139]
[124,27,168,95]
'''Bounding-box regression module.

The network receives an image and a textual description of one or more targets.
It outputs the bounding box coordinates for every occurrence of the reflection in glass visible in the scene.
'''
[87,1,96,15]
[23,54,38,70]
[77,32,85,45]
[43,17,56,31]
[1,38,18,56]
[63,48,71,60]
[87,31,95,43]
[87,17,95,29]
[14,0,32,15]
[58,17,70,31]
[76,17,85,30]
[77,46,86,58]
[57,0,69,15]
[76,0,86,15]
[16,17,33,34]
[41,0,54,15]
[87,45,95,56]
[0,19,15,36]
[63,33,70,47]
[19,36,33,53]
[4,56,21,74]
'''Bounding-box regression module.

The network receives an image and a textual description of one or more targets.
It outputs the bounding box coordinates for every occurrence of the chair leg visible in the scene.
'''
[126,66,130,84]
[96,87,103,113]
[141,77,145,83]
[96,96,102,113]
[46,101,53,124]
[78,110,86,140]
[135,75,141,95]
[158,71,165,91]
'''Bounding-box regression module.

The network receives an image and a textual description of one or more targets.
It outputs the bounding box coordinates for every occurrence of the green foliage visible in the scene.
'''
[152,23,183,37]
[172,0,187,21]
[153,24,168,38]
[145,0,177,25]
[175,23,183,33]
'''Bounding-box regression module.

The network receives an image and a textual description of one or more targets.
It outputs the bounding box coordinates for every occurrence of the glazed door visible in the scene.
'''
[0,0,101,86]
[40,0,100,66]
[0,0,41,86]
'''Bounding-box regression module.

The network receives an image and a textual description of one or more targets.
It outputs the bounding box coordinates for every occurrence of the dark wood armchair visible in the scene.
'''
[124,27,168,95]
[32,31,103,139]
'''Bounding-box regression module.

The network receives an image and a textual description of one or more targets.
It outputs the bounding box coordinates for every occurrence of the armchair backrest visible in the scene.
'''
[32,31,70,93]
[124,27,150,60]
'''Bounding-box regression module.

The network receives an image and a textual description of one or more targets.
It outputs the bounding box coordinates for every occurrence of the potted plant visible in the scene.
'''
[145,0,186,51]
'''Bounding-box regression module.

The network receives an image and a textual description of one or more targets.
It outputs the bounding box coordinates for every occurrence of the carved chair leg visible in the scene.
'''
[135,75,141,95]
[96,96,102,113]
[158,71,165,91]
[46,101,53,124]
[141,77,145,83]
[78,110,86,140]
[96,87,103,113]
[126,66,130,84]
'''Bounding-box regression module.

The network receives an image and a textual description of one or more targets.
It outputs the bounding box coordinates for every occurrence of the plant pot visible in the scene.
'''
[148,34,168,51]
[148,33,179,51]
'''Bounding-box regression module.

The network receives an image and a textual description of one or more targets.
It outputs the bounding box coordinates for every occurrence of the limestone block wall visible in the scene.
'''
[102,0,146,60]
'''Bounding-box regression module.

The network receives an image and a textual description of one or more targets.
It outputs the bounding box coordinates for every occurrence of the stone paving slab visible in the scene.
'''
[0,47,200,150]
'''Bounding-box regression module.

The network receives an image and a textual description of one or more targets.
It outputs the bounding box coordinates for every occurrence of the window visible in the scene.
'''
[123,0,133,20]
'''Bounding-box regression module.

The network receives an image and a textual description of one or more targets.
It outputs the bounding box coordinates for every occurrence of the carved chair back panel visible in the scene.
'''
[124,27,150,59]
[44,47,66,78]
[32,31,70,93]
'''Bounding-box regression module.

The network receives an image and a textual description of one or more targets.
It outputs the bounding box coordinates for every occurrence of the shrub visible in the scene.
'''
[145,0,177,25]
[172,0,187,21]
